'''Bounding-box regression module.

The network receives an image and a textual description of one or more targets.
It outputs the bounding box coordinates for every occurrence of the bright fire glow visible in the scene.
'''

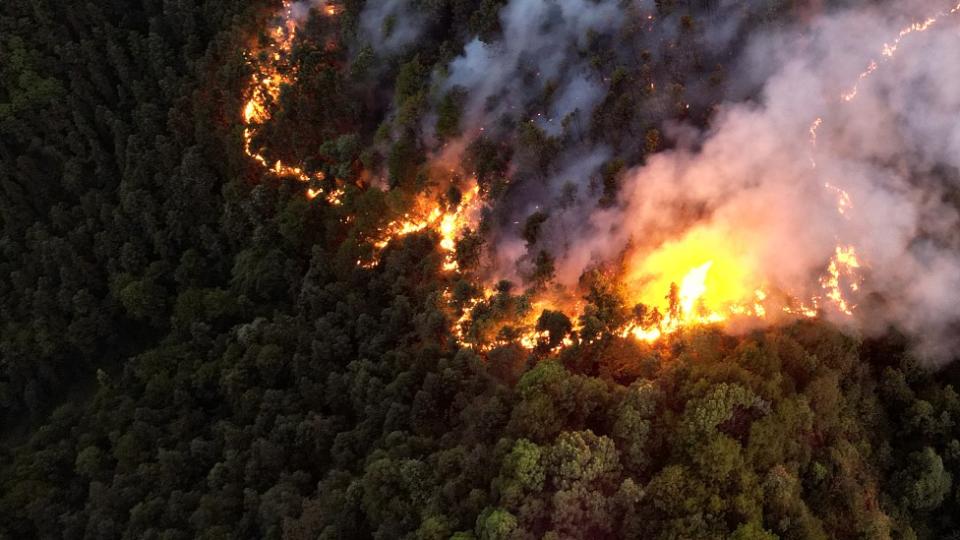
[629,229,756,320]
[359,183,483,269]
[679,261,713,315]
[233,0,917,354]
[841,1,960,101]
[820,245,862,315]
[240,1,341,204]
[618,231,862,341]
[617,229,758,341]
[449,216,865,351]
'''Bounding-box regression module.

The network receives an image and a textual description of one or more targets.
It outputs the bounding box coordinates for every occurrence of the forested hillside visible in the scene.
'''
[3,0,960,538]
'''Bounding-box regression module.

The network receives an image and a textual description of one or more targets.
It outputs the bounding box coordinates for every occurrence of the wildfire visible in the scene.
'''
[820,245,862,315]
[240,1,341,204]
[440,185,481,271]
[824,182,853,216]
[780,3,960,329]
[233,0,903,356]
[841,0,960,101]
[622,229,864,340]
[678,261,712,315]
[459,293,577,354]
[450,290,492,344]
[840,60,877,102]
[808,117,822,167]
[447,223,865,353]
[616,230,757,342]
[627,229,756,320]
[359,183,483,269]
[620,260,726,343]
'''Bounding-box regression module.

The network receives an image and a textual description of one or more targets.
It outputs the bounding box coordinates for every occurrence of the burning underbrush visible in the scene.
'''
[442,238,862,355]
[235,0,960,360]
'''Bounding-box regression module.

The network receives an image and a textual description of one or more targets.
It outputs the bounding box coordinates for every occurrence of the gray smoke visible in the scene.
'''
[358,0,426,54]
[422,0,626,283]
[357,0,960,361]
[436,0,622,138]
[290,0,331,24]
[540,1,960,362]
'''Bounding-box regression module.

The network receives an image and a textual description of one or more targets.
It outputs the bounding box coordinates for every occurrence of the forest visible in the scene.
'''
[3,0,960,538]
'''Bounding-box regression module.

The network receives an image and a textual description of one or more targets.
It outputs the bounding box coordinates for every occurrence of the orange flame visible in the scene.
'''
[359,183,482,269]
[235,0,894,355]
[240,1,341,203]
[841,1,960,101]
[824,182,853,216]
[820,245,861,315]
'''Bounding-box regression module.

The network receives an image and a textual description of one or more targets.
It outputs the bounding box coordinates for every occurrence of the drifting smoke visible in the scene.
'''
[522,0,960,361]
[289,0,337,24]
[242,0,960,361]
[437,0,622,136]
[358,0,426,54]
[424,0,627,283]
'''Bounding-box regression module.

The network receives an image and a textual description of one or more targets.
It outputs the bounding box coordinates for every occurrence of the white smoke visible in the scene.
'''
[540,1,960,361]
[290,0,331,24]
[358,0,426,54]
[439,0,623,135]
[356,0,960,360]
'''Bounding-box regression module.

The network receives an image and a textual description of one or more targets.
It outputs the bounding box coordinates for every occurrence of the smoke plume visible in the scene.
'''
[437,0,622,136]
[529,1,960,361]
[354,0,960,361]
[358,0,426,54]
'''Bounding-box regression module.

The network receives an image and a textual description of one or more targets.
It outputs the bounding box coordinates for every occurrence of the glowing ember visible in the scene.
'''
[808,117,822,167]
[360,183,482,269]
[841,60,878,102]
[626,228,758,326]
[240,1,341,204]
[841,1,960,101]
[824,182,853,216]
[679,261,712,315]
[820,245,862,315]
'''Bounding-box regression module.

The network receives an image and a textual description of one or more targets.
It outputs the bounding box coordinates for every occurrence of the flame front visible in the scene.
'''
[679,261,712,315]
[359,183,482,269]
[629,229,755,319]
[841,1,960,101]
[230,0,926,354]
[617,230,758,342]
[821,245,862,315]
[240,1,341,203]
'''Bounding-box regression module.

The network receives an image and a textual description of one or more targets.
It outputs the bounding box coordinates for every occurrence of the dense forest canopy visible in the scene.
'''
[3,0,960,538]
